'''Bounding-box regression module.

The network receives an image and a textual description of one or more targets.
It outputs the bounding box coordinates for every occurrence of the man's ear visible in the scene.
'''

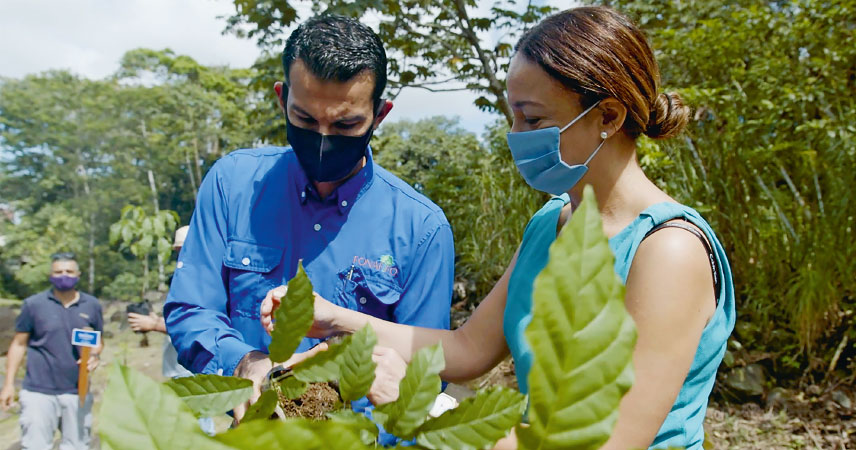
[373,100,394,129]
[273,82,287,111]
[598,98,627,137]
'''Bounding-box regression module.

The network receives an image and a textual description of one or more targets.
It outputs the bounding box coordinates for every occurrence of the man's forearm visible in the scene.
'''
[4,343,26,387]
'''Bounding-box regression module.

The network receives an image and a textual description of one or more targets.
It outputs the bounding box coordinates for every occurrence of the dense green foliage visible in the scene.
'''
[0,49,262,300]
[586,0,856,376]
[1,0,853,385]
[100,189,631,448]
[372,117,545,300]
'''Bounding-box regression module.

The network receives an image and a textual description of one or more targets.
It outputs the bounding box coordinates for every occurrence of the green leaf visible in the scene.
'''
[337,325,378,403]
[99,364,230,450]
[517,186,637,450]
[268,261,314,362]
[164,374,252,417]
[292,343,344,383]
[326,409,379,445]
[216,418,369,450]
[292,326,378,400]
[279,375,308,399]
[241,389,278,423]
[415,387,526,450]
[373,343,445,439]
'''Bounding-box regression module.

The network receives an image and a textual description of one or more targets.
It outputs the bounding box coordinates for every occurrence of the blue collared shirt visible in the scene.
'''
[164,146,454,378]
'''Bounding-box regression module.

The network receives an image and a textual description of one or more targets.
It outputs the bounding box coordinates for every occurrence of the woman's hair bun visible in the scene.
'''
[645,92,690,139]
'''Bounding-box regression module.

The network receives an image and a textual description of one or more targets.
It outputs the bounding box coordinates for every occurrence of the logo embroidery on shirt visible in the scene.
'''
[79,312,90,320]
[352,255,398,277]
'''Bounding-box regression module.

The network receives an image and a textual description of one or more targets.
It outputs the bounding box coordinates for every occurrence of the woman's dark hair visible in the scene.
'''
[282,15,387,109]
[515,6,689,140]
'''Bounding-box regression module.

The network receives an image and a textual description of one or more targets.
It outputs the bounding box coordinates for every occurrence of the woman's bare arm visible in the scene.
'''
[263,251,519,382]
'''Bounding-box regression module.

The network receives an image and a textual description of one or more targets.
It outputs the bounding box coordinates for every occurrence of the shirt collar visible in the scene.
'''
[47,289,81,308]
[295,146,376,215]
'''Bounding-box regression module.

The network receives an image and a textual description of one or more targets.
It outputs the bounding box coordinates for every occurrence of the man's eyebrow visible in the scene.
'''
[336,114,366,123]
[291,105,366,123]
[292,104,315,118]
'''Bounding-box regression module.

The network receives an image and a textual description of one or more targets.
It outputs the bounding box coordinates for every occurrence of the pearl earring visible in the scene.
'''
[600,131,608,139]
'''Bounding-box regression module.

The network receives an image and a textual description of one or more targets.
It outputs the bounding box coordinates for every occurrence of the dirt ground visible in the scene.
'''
[0,301,233,449]
[1,301,852,449]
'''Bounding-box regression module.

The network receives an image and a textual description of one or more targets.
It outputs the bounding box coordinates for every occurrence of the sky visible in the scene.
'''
[0,0,543,134]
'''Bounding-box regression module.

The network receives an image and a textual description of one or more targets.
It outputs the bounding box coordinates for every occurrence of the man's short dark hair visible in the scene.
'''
[282,15,387,108]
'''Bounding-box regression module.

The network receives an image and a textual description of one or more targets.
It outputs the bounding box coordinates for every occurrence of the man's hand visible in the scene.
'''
[0,384,15,411]
[231,345,330,424]
[260,286,341,339]
[128,312,160,332]
[231,351,272,424]
[77,353,100,372]
[367,346,407,406]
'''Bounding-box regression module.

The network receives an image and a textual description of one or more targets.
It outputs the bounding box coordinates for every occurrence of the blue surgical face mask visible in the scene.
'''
[507,100,606,196]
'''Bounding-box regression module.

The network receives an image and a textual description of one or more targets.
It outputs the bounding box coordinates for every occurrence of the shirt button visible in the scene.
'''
[359,297,367,304]
[176,261,184,269]
[241,257,250,266]
[341,200,348,207]
[314,224,321,232]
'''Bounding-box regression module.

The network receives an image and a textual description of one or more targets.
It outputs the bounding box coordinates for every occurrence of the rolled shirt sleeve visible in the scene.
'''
[164,159,257,376]
[394,222,454,329]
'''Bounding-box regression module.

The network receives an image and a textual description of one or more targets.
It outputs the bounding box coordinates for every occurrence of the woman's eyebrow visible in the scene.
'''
[512,100,544,109]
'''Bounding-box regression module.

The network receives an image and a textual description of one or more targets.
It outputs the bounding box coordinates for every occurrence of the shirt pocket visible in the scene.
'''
[223,240,285,319]
[336,266,402,322]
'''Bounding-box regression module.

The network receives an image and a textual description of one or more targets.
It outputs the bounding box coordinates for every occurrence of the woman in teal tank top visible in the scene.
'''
[268,6,735,450]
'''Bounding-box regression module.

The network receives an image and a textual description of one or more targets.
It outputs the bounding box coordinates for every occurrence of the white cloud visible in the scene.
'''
[0,0,260,79]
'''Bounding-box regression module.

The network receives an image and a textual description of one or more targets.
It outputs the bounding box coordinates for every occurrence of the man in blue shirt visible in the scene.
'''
[164,15,454,422]
[1,253,103,450]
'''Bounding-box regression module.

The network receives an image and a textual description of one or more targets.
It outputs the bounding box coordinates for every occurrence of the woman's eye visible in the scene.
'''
[524,117,540,125]
[336,123,358,130]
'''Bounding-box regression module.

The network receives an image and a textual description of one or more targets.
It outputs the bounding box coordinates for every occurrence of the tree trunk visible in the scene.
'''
[147,169,166,291]
[452,0,513,126]
[77,162,96,293]
[185,148,199,201]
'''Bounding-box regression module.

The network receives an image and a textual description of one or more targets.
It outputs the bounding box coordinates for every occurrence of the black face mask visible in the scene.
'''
[286,116,375,183]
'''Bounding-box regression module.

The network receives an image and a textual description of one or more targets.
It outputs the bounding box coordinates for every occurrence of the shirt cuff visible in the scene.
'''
[208,336,257,377]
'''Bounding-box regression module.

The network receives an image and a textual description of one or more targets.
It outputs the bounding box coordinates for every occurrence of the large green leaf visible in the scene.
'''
[99,364,230,450]
[415,387,526,450]
[165,374,252,417]
[291,325,377,403]
[216,417,369,450]
[292,342,345,383]
[337,325,378,403]
[268,261,314,362]
[517,185,637,450]
[240,389,278,423]
[326,409,380,445]
[373,343,445,439]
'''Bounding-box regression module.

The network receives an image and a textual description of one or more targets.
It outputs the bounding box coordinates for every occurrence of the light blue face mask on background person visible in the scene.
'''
[507,100,607,196]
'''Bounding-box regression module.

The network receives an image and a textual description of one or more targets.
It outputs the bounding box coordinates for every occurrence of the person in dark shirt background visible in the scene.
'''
[1,252,103,450]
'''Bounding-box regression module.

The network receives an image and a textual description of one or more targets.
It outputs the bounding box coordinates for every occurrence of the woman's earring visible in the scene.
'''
[600,131,608,139]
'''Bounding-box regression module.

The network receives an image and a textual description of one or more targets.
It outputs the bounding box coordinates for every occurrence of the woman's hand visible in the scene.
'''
[260,286,343,339]
[367,346,408,406]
